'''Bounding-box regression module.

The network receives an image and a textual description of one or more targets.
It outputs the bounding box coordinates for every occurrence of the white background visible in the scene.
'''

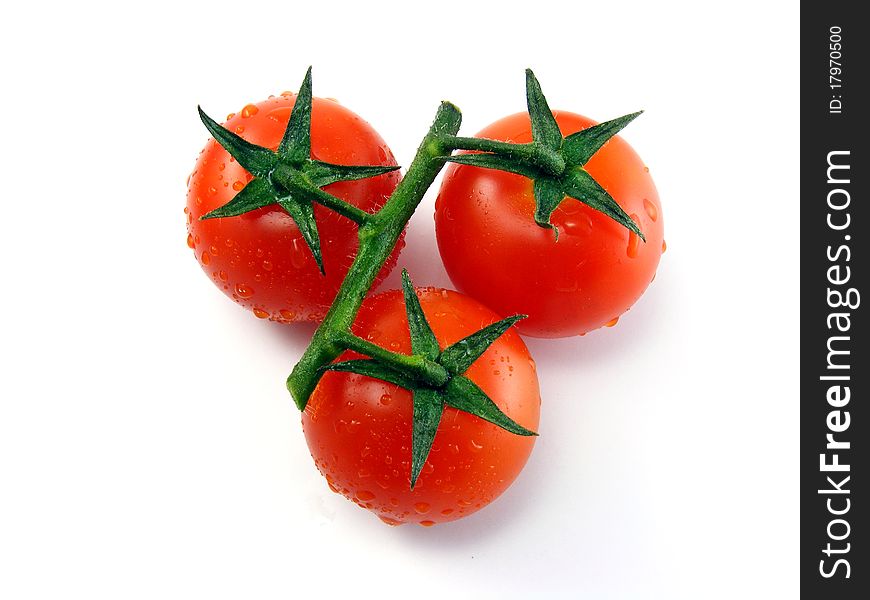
[1,1,799,598]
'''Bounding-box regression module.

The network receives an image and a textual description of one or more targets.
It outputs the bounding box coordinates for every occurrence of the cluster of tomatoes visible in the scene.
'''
[186,75,663,527]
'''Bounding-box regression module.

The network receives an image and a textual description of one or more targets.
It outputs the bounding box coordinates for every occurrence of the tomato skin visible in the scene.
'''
[302,288,540,526]
[435,111,664,338]
[186,94,401,323]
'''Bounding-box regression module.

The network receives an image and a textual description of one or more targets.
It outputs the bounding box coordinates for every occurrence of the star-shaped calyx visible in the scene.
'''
[322,270,537,488]
[196,67,400,273]
[447,69,645,241]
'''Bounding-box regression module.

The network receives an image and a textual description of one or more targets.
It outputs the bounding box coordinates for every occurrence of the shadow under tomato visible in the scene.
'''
[261,318,320,352]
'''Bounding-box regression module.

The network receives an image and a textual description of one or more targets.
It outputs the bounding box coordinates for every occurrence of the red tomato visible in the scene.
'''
[435,111,664,338]
[302,288,540,526]
[186,94,401,323]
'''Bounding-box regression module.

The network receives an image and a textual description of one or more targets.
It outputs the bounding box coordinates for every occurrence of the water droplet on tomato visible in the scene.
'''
[662,239,667,253]
[218,271,228,282]
[225,112,236,121]
[232,180,245,191]
[186,233,195,249]
[234,125,245,134]
[440,508,454,516]
[643,198,658,222]
[252,308,269,319]
[605,317,619,327]
[241,103,259,118]
[358,468,371,478]
[414,502,431,514]
[201,251,211,265]
[279,309,296,321]
[559,200,580,215]
[235,283,254,298]
[384,455,393,465]
[626,214,641,258]
[379,393,392,406]
[262,260,273,271]
[290,239,307,269]
[562,214,593,235]
[469,440,484,452]
[644,166,650,173]
[419,520,436,527]
[378,515,402,526]
[356,490,375,501]
[218,163,226,171]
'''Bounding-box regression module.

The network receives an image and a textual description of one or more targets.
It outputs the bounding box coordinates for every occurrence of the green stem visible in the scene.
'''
[332,331,449,387]
[287,102,463,409]
[443,136,565,176]
[270,163,374,225]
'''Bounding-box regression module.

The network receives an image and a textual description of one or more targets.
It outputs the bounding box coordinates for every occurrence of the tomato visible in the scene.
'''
[302,288,540,526]
[186,94,401,323]
[435,111,664,338]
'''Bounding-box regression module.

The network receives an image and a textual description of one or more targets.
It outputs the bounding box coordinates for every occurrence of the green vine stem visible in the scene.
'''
[442,136,565,177]
[286,102,462,408]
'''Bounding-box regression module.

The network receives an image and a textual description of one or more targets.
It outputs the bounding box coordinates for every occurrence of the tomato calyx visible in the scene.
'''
[321,270,537,488]
[443,69,645,241]
[196,67,400,273]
